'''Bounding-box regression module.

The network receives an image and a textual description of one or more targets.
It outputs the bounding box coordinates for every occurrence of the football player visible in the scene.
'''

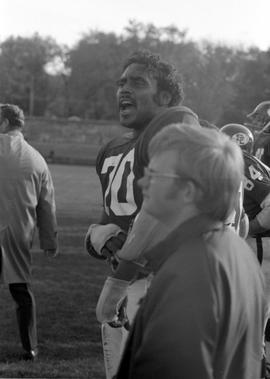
[94,118,248,369]
[221,123,270,377]
[221,123,270,248]
[246,101,270,165]
[84,50,200,379]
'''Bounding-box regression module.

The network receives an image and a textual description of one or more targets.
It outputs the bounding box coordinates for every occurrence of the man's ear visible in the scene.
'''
[158,91,172,106]
[183,180,198,204]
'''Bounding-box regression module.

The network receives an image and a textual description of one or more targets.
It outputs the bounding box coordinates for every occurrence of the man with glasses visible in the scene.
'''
[116,123,265,379]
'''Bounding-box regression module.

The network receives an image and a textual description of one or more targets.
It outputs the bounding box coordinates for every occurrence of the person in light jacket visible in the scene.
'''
[0,104,58,361]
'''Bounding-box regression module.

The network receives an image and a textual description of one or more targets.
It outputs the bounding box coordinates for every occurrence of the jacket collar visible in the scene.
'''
[7,130,24,138]
[144,214,223,273]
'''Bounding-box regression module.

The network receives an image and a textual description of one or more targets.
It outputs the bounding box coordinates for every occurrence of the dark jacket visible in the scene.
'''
[117,215,265,379]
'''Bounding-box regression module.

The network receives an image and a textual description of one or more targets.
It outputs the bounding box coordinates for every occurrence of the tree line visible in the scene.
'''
[0,20,269,126]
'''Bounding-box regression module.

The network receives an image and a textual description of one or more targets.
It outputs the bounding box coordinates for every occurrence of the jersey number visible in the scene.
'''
[244,165,263,191]
[101,149,137,216]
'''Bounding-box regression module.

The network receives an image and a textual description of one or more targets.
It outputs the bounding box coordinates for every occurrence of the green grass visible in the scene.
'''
[0,164,110,378]
[31,143,100,166]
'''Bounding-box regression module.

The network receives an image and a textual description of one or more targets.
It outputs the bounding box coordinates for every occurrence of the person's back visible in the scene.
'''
[205,228,264,378]
[0,104,57,361]
[0,131,50,221]
[0,131,55,281]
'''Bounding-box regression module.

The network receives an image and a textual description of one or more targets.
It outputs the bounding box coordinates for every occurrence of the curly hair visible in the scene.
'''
[122,50,183,106]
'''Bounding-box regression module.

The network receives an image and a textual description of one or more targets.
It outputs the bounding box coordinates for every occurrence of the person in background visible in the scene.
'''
[221,122,270,378]
[0,104,58,361]
[84,50,200,378]
[116,123,265,379]
[246,101,270,165]
[220,123,270,260]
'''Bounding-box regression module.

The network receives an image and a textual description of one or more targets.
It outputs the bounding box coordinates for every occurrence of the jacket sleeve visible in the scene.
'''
[36,166,58,250]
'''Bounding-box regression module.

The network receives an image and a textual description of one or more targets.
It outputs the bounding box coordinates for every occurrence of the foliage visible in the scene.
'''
[0,34,63,116]
[0,20,270,125]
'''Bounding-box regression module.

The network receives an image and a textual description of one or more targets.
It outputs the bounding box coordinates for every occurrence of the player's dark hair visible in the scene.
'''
[122,50,183,106]
[0,104,25,128]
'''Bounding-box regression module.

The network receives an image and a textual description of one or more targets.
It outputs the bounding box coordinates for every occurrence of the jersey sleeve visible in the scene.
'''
[95,142,108,176]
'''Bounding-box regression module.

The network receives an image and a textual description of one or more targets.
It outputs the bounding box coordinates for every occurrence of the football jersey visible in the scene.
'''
[96,106,199,231]
[243,151,270,220]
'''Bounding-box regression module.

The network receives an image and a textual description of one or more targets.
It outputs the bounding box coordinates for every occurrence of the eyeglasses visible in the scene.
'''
[143,167,202,189]
[144,167,184,180]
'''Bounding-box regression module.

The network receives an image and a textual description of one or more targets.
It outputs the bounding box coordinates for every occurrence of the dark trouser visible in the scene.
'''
[9,283,37,353]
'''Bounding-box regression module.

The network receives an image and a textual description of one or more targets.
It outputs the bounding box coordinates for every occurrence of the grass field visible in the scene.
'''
[3,164,270,379]
[0,164,110,379]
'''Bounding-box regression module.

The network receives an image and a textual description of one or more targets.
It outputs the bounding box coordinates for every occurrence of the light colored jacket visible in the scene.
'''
[0,130,57,283]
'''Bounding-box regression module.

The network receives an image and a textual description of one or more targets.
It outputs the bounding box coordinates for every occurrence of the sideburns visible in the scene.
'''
[152,92,162,106]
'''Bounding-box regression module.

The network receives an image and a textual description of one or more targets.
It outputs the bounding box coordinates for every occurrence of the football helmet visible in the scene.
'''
[220,123,254,153]
[247,101,270,131]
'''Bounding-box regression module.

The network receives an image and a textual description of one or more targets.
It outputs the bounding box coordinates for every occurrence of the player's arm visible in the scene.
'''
[95,210,170,325]
[249,192,270,236]
[253,122,270,152]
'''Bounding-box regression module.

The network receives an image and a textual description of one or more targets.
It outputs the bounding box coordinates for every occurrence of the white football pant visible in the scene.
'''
[101,278,149,379]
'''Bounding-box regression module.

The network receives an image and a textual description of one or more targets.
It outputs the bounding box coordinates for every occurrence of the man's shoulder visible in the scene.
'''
[207,228,261,276]
[244,152,270,182]
[136,106,199,167]
[96,132,137,168]
[103,132,136,151]
[244,151,268,170]
[19,140,50,174]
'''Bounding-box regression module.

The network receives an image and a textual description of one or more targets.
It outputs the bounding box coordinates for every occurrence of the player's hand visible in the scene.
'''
[85,223,125,260]
[101,231,127,271]
[44,248,58,258]
[101,231,127,259]
[108,296,130,330]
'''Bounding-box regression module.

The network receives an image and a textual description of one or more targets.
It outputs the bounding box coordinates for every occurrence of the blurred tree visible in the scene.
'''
[0,34,63,115]
[0,21,269,123]
[223,47,270,124]
[68,31,123,119]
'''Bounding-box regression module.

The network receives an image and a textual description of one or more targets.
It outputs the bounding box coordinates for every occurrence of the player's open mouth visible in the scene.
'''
[119,99,136,115]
